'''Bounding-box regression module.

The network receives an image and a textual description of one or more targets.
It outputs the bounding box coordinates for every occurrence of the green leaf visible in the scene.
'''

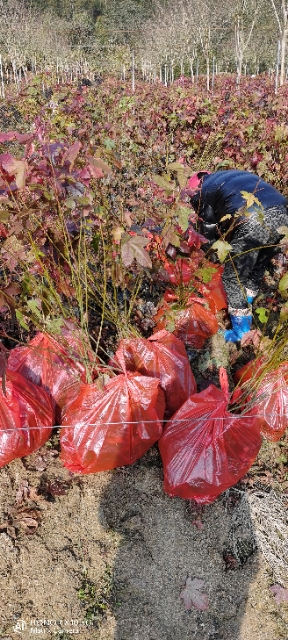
[167,162,185,171]
[92,233,100,254]
[278,273,288,298]
[65,197,76,210]
[255,307,268,323]
[167,163,190,187]
[176,206,190,232]
[103,138,116,150]
[166,321,175,332]
[27,86,38,96]
[211,239,232,262]
[54,91,67,101]
[280,301,288,321]
[278,454,288,463]
[256,209,265,223]
[78,196,91,206]
[15,309,29,331]
[194,266,217,283]
[215,159,234,170]
[152,174,175,193]
[45,317,64,334]
[26,298,42,319]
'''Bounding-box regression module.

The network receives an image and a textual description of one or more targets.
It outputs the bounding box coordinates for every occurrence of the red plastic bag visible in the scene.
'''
[233,360,288,442]
[112,330,196,418]
[173,296,218,347]
[0,369,54,467]
[197,265,228,314]
[60,350,164,473]
[158,368,262,503]
[8,321,94,422]
[154,298,218,349]
[234,358,266,385]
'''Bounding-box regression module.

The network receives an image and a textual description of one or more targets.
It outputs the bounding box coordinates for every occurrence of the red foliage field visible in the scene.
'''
[0,73,287,499]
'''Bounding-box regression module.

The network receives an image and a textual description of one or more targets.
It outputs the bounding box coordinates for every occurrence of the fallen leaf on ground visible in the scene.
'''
[17,515,39,534]
[180,577,209,610]
[26,449,59,472]
[15,481,43,505]
[15,480,29,505]
[191,517,203,530]
[223,553,239,570]
[41,478,72,497]
[270,584,288,604]
[0,505,42,537]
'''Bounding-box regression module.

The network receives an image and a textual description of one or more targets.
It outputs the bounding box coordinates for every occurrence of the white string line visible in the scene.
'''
[1,414,287,432]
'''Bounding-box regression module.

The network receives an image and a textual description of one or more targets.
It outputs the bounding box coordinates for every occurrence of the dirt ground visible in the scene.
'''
[0,441,287,640]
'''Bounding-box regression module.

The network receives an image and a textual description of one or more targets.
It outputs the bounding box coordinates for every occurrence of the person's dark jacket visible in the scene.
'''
[191,170,287,243]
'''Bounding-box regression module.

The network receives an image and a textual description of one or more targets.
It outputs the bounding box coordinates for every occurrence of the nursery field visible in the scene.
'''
[0,73,288,639]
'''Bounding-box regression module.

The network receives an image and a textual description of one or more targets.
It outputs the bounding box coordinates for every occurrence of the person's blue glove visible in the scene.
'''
[224,314,252,343]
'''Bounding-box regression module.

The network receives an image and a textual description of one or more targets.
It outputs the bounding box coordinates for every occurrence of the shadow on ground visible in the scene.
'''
[99,447,260,640]
[1,446,286,640]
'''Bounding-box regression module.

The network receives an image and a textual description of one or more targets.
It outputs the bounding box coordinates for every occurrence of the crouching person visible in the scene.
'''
[185,169,288,342]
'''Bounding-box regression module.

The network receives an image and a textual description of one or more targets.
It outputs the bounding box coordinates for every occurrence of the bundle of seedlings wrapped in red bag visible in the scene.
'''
[0,273,287,504]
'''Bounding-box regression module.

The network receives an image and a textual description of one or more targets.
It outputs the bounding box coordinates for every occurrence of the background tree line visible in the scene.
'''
[0,0,287,87]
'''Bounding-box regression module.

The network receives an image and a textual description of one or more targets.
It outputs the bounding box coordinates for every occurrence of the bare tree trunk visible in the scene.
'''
[0,56,5,99]
[190,59,194,82]
[280,25,288,84]
[275,38,281,93]
[12,60,18,90]
[212,56,215,88]
[237,53,243,85]
[206,56,210,90]
[270,0,288,85]
[234,5,259,87]
[131,50,135,92]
